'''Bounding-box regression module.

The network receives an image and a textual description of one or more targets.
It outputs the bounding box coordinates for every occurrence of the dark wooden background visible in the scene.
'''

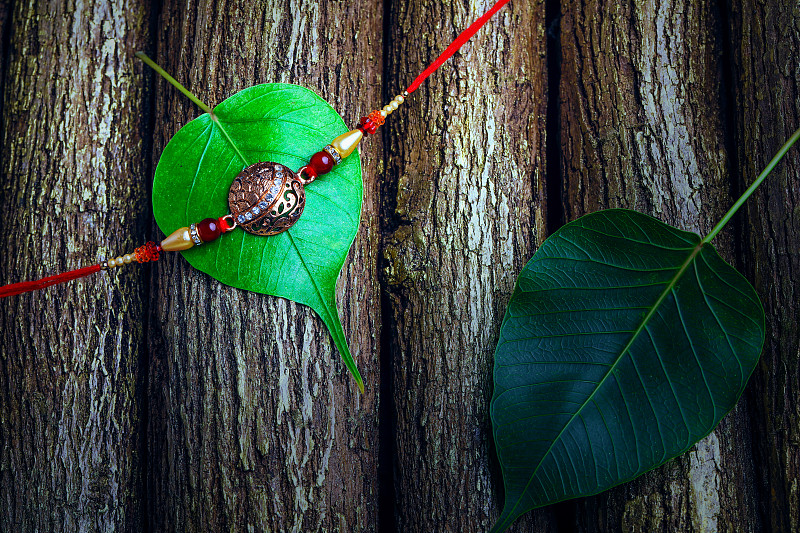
[0,0,797,531]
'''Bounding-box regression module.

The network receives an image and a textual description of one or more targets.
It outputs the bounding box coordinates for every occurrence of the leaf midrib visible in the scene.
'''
[498,240,705,529]
[211,98,363,391]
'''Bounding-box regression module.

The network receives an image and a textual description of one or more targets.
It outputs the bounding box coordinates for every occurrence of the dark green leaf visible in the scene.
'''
[490,209,764,531]
[152,83,364,391]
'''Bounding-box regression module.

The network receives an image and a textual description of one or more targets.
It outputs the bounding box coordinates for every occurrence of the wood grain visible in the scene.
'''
[558,0,761,531]
[0,1,151,531]
[383,0,550,531]
[145,1,384,531]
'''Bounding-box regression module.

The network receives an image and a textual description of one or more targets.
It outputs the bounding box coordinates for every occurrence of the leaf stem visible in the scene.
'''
[135,52,213,115]
[136,52,249,166]
[703,125,800,244]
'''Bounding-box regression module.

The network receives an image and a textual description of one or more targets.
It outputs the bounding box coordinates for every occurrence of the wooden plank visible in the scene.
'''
[729,1,800,531]
[0,1,151,531]
[558,0,762,530]
[145,2,384,530]
[383,1,551,530]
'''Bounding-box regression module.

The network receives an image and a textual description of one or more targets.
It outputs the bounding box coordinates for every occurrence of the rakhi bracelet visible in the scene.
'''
[0,0,509,298]
[99,87,409,272]
[149,90,409,252]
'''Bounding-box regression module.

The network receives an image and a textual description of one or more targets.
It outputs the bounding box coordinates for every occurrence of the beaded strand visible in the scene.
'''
[0,0,510,298]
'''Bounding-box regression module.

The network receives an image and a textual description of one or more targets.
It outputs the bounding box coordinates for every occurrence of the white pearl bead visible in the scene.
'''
[395,95,405,103]
[390,101,399,110]
[383,105,392,114]
[108,258,117,268]
[124,254,133,264]
[380,110,387,118]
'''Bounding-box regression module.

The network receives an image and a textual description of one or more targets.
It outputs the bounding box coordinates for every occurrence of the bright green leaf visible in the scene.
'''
[490,209,764,531]
[152,83,364,392]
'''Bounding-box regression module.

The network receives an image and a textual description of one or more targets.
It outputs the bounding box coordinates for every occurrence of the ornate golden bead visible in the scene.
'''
[228,162,306,236]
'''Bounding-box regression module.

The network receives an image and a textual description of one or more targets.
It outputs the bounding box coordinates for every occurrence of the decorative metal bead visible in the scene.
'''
[324,144,343,165]
[189,223,203,246]
[228,161,306,236]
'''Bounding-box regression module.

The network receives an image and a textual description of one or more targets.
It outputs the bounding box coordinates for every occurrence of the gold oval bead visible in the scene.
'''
[330,129,363,159]
[160,227,195,251]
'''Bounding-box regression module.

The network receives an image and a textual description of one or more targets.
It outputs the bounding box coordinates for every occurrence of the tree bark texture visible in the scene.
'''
[0,1,151,531]
[145,1,384,532]
[382,1,549,532]
[729,0,800,531]
[0,1,798,532]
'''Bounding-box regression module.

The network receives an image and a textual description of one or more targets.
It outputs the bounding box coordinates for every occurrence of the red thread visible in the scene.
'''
[406,0,511,94]
[0,264,102,298]
[218,216,234,233]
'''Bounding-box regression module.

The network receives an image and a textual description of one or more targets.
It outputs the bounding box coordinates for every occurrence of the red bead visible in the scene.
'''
[309,150,334,175]
[359,116,378,134]
[197,218,221,243]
